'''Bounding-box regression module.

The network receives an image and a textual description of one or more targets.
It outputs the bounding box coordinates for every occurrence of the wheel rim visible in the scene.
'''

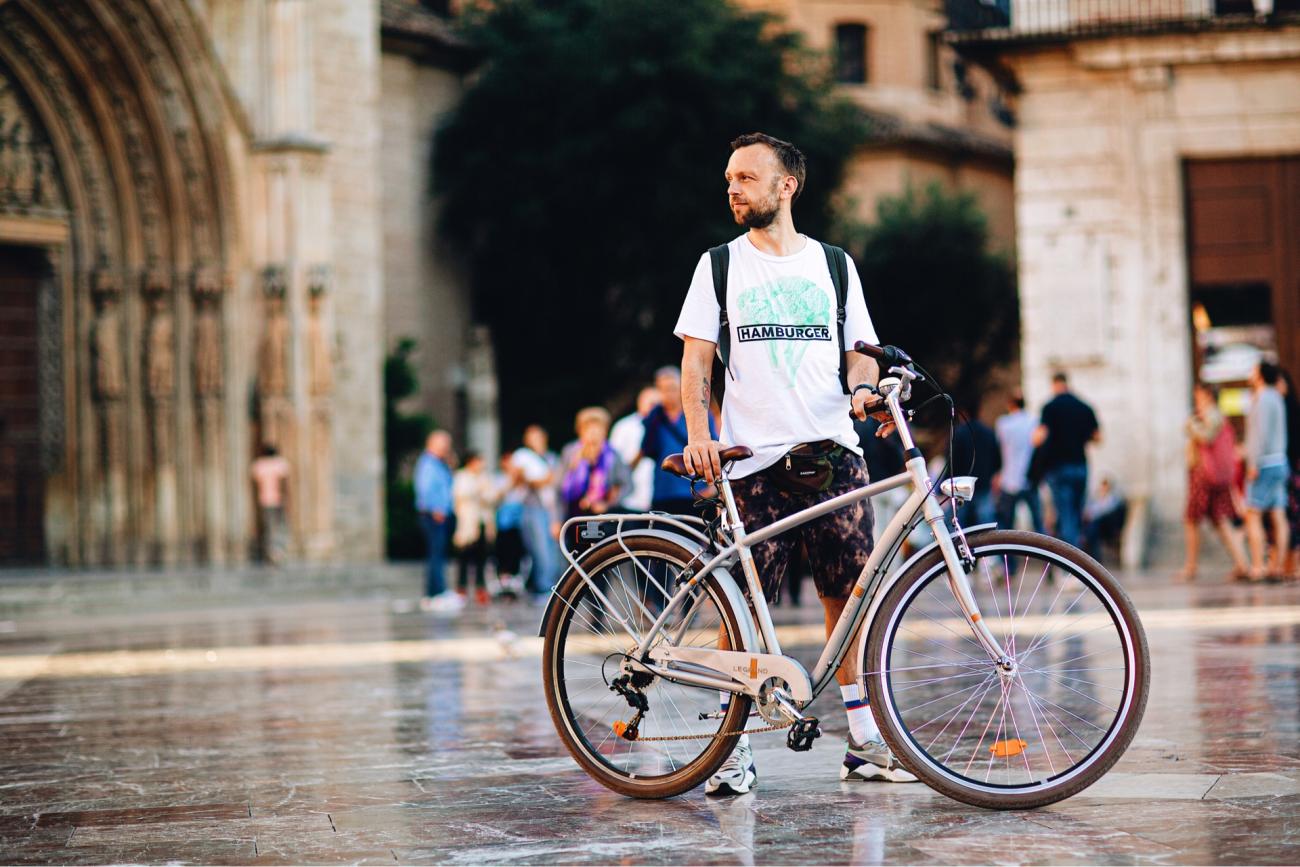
[877,544,1140,793]
[552,549,744,782]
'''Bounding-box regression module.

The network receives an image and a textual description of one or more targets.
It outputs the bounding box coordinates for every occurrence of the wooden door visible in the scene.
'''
[1186,157,1300,383]
[0,246,45,563]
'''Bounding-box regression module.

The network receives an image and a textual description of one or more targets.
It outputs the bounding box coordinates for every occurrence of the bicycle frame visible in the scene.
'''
[554,372,1014,711]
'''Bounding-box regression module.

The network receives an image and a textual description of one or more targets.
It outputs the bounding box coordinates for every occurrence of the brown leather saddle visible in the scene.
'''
[660,445,753,479]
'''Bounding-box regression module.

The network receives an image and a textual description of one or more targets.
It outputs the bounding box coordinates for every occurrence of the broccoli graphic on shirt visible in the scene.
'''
[735,277,831,388]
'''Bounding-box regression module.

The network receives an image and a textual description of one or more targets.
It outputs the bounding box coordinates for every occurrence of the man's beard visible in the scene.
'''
[732,186,781,229]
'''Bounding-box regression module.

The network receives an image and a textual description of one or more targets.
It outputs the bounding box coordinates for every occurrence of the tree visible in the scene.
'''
[850,183,1018,418]
[384,339,435,559]
[434,0,867,440]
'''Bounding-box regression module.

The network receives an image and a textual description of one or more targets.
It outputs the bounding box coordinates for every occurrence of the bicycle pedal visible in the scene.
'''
[786,716,821,752]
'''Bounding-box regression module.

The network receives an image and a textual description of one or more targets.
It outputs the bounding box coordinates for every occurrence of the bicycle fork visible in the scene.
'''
[911,456,1016,675]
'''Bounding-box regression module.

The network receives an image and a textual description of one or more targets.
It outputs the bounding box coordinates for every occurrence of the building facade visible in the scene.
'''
[741,0,1018,250]
[949,1,1300,562]
[0,0,474,566]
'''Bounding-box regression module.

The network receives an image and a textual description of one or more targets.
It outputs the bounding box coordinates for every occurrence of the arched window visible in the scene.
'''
[834,23,868,84]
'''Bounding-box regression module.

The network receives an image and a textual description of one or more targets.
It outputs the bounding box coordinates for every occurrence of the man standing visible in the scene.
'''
[609,385,660,512]
[513,424,560,600]
[949,409,1002,528]
[641,366,717,516]
[676,132,916,796]
[250,444,291,564]
[1243,361,1290,580]
[414,429,462,613]
[1032,372,1100,548]
[994,394,1044,533]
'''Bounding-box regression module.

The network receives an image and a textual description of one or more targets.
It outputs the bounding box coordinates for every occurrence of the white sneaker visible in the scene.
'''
[425,591,466,614]
[840,736,918,783]
[705,735,757,796]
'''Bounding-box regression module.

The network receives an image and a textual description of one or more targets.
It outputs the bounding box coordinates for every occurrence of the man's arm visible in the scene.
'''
[681,336,722,481]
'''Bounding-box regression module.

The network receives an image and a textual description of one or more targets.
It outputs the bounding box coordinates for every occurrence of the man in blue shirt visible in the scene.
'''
[1032,373,1101,548]
[640,366,716,515]
[414,430,461,613]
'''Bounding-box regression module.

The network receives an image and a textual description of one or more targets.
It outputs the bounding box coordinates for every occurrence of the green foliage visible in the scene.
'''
[435,0,868,438]
[850,183,1019,417]
[384,339,435,559]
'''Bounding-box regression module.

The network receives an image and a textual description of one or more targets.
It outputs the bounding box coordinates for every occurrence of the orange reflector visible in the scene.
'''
[971,613,981,622]
[612,721,628,738]
[990,739,1027,758]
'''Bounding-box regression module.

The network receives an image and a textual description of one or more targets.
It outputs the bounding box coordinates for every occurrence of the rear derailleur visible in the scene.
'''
[610,672,651,741]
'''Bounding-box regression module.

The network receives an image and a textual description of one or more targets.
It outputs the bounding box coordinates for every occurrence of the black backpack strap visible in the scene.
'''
[820,241,850,394]
[708,244,732,380]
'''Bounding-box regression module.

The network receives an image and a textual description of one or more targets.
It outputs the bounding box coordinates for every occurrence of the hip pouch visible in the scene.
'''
[767,441,841,495]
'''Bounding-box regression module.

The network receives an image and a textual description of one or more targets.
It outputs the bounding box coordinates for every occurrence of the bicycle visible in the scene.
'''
[539,341,1149,810]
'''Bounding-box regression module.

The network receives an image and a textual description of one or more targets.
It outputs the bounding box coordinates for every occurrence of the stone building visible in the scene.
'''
[0,0,473,566]
[740,0,1018,250]
[948,1,1300,562]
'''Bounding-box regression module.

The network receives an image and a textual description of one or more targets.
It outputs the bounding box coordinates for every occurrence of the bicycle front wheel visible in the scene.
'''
[865,529,1149,809]
[542,536,753,799]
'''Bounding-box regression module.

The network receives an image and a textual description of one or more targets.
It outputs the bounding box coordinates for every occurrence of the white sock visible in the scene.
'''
[840,682,880,744]
[720,691,730,713]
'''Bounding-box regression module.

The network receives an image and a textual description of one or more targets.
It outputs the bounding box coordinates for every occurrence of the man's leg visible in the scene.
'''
[1213,517,1250,578]
[1024,488,1046,534]
[419,514,445,599]
[1271,507,1290,576]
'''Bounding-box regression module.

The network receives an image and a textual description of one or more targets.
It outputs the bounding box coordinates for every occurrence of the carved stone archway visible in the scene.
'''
[0,0,244,565]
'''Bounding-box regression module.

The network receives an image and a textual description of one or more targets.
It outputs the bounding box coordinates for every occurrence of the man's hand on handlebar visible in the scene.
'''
[851,387,896,438]
[683,439,724,483]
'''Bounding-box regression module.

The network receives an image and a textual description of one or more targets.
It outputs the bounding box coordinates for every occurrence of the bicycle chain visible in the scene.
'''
[627,721,791,742]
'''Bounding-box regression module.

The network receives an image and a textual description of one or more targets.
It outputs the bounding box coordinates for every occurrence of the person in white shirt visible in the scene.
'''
[994,393,1044,533]
[609,385,660,512]
[675,132,916,795]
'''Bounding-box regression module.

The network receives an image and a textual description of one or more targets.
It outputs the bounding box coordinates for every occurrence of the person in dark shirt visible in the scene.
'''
[949,411,1002,527]
[1032,372,1101,547]
[639,366,717,515]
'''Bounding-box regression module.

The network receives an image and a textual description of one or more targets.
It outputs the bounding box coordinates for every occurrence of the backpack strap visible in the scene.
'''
[819,241,850,394]
[708,244,733,380]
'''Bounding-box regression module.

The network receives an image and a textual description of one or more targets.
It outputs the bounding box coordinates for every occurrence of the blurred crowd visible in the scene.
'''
[406,359,1299,614]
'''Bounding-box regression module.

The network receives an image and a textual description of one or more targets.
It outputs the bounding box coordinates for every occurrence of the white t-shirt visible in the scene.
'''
[674,233,879,479]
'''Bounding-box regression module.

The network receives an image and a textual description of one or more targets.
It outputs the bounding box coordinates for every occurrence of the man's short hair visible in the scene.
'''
[1009,393,1025,410]
[654,365,681,381]
[1259,361,1280,386]
[731,132,806,202]
[1051,371,1069,386]
[575,406,612,432]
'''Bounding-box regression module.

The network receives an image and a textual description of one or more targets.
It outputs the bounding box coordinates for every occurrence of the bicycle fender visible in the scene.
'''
[851,522,998,686]
[537,528,761,654]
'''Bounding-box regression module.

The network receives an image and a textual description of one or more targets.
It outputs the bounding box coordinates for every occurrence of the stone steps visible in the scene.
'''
[0,562,424,621]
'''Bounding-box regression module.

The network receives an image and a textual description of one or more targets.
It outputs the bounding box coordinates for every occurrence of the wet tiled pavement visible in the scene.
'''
[0,574,1298,864]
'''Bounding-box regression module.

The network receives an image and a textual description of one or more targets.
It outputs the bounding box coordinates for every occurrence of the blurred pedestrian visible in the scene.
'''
[513,424,560,599]
[854,415,907,535]
[415,430,462,613]
[250,443,291,565]
[641,366,717,515]
[949,408,1001,528]
[452,452,497,606]
[1082,477,1126,562]
[1032,372,1100,547]
[1277,369,1300,580]
[494,451,527,600]
[1179,383,1248,582]
[994,394,1044,533]
[1243,361,1290,581]
[558,407,629,527]
[609,385,661,512]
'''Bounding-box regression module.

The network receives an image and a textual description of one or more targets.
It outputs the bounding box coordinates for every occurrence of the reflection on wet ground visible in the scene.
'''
[0,576,1297,864]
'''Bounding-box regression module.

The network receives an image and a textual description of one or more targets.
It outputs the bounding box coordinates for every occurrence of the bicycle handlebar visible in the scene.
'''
[852,341,913,370]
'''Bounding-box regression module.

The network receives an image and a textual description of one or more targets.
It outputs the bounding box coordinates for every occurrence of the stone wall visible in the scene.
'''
[379,52,469,441]
[1006,27,1300,561]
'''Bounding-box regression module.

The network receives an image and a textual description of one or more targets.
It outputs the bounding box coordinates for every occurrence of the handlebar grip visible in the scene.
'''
[852,341,912,368]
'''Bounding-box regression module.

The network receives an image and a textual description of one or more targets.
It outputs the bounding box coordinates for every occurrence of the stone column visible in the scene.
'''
[262,0,314,140]
[192,266,227,565]
[305,264,334,557]
[90,267,127,564]
[143,267,180,564]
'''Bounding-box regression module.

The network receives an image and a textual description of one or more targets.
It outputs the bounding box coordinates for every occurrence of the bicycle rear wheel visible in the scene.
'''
[542,535,753,798]
[865,529,1149,809]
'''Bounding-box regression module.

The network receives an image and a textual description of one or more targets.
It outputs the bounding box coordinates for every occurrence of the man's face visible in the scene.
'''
[725,145,788,229]
[1249,365,1263,389]
[523,426,547,453]
[636,387,661,417]
[427,431,451,459]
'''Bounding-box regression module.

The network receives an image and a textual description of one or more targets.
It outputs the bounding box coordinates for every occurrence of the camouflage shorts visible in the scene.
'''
[730,446,874,602]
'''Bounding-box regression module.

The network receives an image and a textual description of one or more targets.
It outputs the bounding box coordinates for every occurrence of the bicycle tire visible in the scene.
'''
[865,529,1149,810]
[542,535,754,799]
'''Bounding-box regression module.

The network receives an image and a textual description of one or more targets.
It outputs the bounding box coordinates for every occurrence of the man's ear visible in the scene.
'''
[782,175,798,200]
